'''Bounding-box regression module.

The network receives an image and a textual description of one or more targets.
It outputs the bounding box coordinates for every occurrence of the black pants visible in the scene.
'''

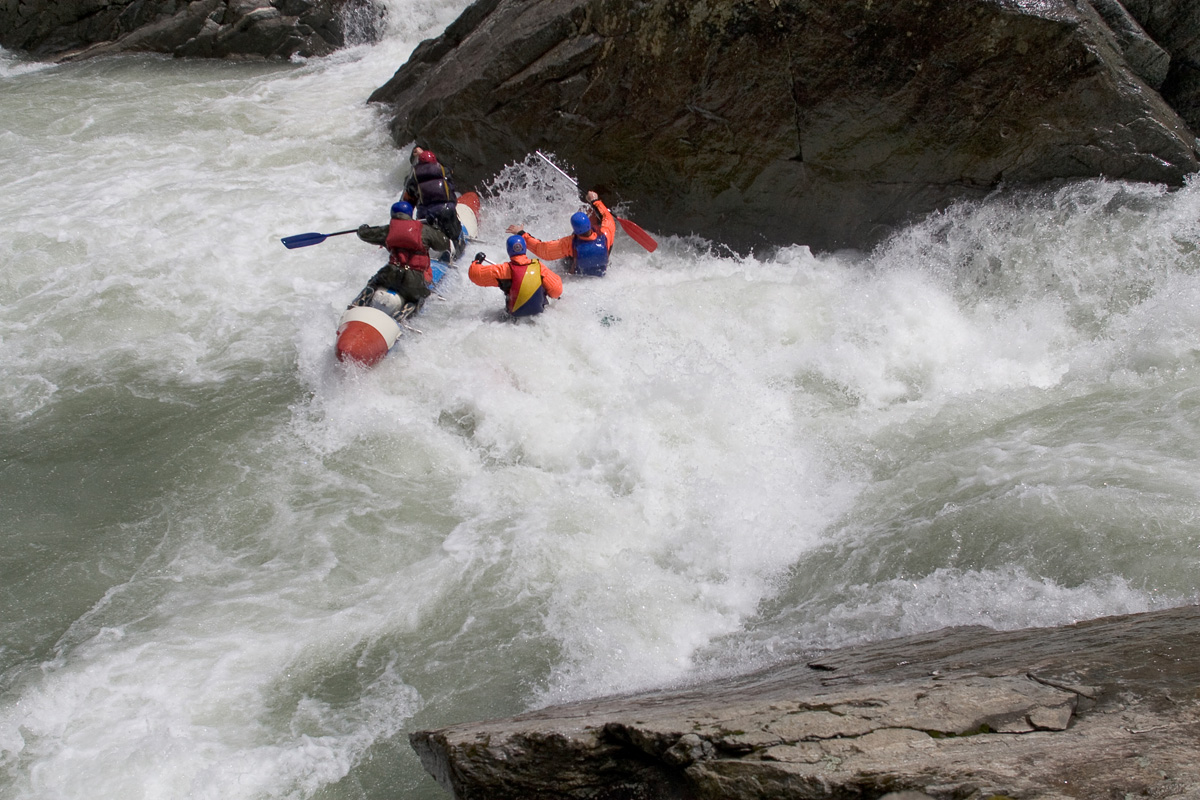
[426,204,462,246]
[369,265,430,305]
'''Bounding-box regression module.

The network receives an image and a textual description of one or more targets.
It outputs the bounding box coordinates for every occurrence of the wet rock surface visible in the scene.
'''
[0,0,383,61]
[412,605,1200,800]
[369,0,1200,252]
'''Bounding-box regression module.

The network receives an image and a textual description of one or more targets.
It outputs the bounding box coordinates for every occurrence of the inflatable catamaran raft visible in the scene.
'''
[334,192,480,366]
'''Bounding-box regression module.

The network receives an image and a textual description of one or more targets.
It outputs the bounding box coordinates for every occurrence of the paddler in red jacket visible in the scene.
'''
[468,235,563,317]
[351,201,449,308]
[506,191,616,276]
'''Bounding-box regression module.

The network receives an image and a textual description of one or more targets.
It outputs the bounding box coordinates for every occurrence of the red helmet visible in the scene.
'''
[418,150,438,164]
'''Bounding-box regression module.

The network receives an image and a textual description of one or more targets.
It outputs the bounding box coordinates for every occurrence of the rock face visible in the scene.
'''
[0,0,384,61]
[369,0,1200,252]
[1119,0,1200,134]
[411,605,1200,800]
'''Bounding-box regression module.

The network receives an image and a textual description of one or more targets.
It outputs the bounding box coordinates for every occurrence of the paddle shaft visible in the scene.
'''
[534,151,657,253]
[537,150,578,186]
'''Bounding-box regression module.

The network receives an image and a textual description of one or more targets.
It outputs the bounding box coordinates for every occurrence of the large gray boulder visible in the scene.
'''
[411,605,1200,800]
[0,0,383,61]
[369,0,1200,252]
[1119,0,1200,133]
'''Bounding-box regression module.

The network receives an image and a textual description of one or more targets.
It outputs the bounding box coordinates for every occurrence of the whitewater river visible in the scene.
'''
[2,1,1199,797]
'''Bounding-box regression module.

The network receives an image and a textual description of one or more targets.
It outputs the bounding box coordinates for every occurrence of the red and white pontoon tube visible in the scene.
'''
[335,192,481,366]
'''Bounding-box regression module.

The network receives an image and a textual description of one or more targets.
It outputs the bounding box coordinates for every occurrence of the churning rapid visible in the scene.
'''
[2,0,1199,796]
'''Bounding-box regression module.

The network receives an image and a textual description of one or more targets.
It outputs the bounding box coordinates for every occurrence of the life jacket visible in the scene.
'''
[572,232,609,277]
[411,161,456,209]
[505,256,548,317]
[385,218,432,282]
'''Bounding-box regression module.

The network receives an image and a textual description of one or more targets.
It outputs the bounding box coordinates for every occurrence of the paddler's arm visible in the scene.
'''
[505,223,573,261]
[357,224,388,246]
[468,254,507,288]
[420,223,451,254]
[539,262,564,299]
[588,193,617,250]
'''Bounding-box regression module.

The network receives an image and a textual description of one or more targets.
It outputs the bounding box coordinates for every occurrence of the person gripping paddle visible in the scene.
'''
[506,190,617,277]
[531,150,658,254]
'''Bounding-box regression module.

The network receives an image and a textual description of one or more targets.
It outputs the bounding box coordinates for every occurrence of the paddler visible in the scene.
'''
[468,235,563,317]
[402,146,463,250]
[505,190,616,277]
[351,200,448,310]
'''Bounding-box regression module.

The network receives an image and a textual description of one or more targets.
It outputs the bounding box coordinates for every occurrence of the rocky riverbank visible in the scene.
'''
[412,605,1200,800]
[0,0,383,61]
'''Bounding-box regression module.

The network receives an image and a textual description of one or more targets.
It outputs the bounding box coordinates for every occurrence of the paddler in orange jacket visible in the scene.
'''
[468,235,563,317]
[506,191,616,277]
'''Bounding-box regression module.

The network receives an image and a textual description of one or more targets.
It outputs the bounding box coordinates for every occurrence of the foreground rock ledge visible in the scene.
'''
[412,605,1200,800]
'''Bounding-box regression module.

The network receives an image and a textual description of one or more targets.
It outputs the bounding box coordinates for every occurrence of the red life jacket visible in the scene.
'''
[385,219,432,282]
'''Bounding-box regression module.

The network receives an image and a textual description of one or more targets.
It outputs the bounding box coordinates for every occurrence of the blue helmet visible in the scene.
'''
[570,211,592,236]
[391,200,414,218]
[506,234,527,257]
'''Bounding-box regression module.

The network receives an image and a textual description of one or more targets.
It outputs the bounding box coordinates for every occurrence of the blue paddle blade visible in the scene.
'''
[281,232,329,249]
[280,229,358,249]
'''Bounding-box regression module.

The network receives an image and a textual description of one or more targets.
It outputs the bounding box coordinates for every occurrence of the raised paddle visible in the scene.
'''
[280,228,358,249]
[534,150,658,252]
